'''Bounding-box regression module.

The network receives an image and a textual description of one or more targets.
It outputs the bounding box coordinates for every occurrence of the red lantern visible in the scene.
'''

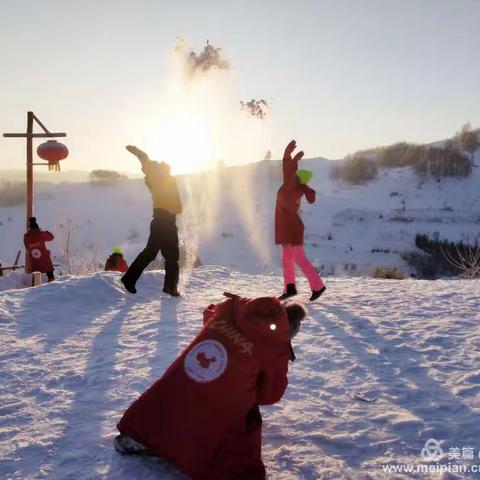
[37,140,69,171]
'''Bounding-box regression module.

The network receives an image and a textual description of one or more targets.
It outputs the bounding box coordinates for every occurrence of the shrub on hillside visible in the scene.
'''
[401,251,443,279]
[414,146,472,178]
[373,266,405,279]
[455,123,479,162]
[348,141,472,179]
[331,154,378,185]
[89,170,128,185]
[376,142,425,168]
[414,234,480,278]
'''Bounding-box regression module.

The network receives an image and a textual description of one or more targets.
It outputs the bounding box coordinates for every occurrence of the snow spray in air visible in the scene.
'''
[146,40,273,280]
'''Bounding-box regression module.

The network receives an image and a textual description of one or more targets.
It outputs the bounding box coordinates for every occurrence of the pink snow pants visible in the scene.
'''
[282,245,325,291]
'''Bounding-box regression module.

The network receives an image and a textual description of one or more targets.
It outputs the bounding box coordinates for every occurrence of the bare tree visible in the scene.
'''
[440,243,480,279]
[456,122,479,165]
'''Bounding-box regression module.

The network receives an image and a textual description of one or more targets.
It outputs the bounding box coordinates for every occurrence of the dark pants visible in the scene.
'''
[122,209,179,291]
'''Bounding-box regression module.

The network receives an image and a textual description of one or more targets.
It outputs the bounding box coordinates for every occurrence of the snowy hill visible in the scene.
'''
[1,148,479,280]
[0,169,142,184]
[1,269,479,479]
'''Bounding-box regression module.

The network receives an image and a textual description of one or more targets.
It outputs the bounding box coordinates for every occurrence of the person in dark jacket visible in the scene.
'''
[23,217,55,282]
[104,247,128,273]
[275,140,326,301]
[114,293,306,480]
[121,145,183,296]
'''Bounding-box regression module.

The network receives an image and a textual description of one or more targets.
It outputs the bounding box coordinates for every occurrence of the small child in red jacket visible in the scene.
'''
[104,247,128,273]
[23,217,55,282]
[114,294,306,480]
[275,140,326,301]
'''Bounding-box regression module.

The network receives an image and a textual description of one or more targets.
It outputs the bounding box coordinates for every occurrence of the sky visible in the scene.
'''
[1,0,479,174]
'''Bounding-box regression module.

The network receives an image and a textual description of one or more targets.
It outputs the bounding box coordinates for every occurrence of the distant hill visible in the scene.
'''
[1,126,479,278]
[0,169,142,184]
[1,145,479,278]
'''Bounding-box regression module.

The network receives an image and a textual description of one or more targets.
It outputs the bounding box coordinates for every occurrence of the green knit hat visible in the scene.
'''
[296,169,313,185]
[112,247,123,255]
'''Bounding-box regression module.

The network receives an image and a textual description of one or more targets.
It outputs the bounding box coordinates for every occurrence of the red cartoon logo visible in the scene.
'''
[197,352,217,369]
[184,340,228,383]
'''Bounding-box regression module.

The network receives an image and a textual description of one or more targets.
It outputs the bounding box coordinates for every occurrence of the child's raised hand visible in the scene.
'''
[126,145,149,162]
[293,150,304,163]
[284,140,304,163]
[283,140,297,160]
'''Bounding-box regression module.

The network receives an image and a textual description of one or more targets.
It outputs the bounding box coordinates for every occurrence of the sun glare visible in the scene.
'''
[149,113,214,175]
[135,40,272,177]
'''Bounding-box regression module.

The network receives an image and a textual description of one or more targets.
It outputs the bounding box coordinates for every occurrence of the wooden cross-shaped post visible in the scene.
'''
[3,112,67,272]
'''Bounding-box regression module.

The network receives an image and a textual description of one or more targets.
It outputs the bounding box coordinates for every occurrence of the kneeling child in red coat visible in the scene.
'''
[114,293,306,480]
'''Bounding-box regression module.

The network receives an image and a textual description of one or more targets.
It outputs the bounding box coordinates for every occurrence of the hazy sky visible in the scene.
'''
[1,0,479,173]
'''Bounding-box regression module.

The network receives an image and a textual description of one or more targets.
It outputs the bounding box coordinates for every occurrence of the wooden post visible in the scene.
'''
[26,112,34,221]
[32,271,42,287]
[25,112,34,272]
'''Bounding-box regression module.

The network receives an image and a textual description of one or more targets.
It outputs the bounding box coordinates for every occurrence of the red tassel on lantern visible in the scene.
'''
[37,140,69,171]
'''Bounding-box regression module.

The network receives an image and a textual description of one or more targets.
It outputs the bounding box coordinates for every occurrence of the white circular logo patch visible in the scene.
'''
[184,340,228,383]
[31,248,42,259]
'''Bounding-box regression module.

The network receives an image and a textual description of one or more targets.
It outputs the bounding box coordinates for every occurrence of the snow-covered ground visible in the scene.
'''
[1,268,479,479]
[1,148,479,280]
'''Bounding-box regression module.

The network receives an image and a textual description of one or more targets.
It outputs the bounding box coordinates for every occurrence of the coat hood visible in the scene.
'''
[204,294,291,353]
[236,296,290,342]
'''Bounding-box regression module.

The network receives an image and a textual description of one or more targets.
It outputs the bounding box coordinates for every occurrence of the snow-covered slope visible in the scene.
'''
[1,269,479,479]
[1,149,479,279]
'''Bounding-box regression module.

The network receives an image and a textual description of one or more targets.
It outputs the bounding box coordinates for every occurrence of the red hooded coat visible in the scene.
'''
[117,294,294,480]
[23,230,55,273]
[104,253,128,273]
[275,154,316,246]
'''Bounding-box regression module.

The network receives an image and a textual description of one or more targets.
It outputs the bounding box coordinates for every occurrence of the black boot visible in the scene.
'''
[114,434,150,455]
[278,284,297,300]
[310,286,326,302]
[163,285,180,297]
[121,276,137,294]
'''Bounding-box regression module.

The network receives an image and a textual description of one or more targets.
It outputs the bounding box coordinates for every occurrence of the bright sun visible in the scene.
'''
[137,42,271,176]
[150,113,215,175]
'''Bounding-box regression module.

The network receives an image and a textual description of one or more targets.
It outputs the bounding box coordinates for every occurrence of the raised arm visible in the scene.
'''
[257,358,289,405]
[283,140,304,185]
[125,145,151,172]
[302,185,316,204]
[41,231,55,242]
